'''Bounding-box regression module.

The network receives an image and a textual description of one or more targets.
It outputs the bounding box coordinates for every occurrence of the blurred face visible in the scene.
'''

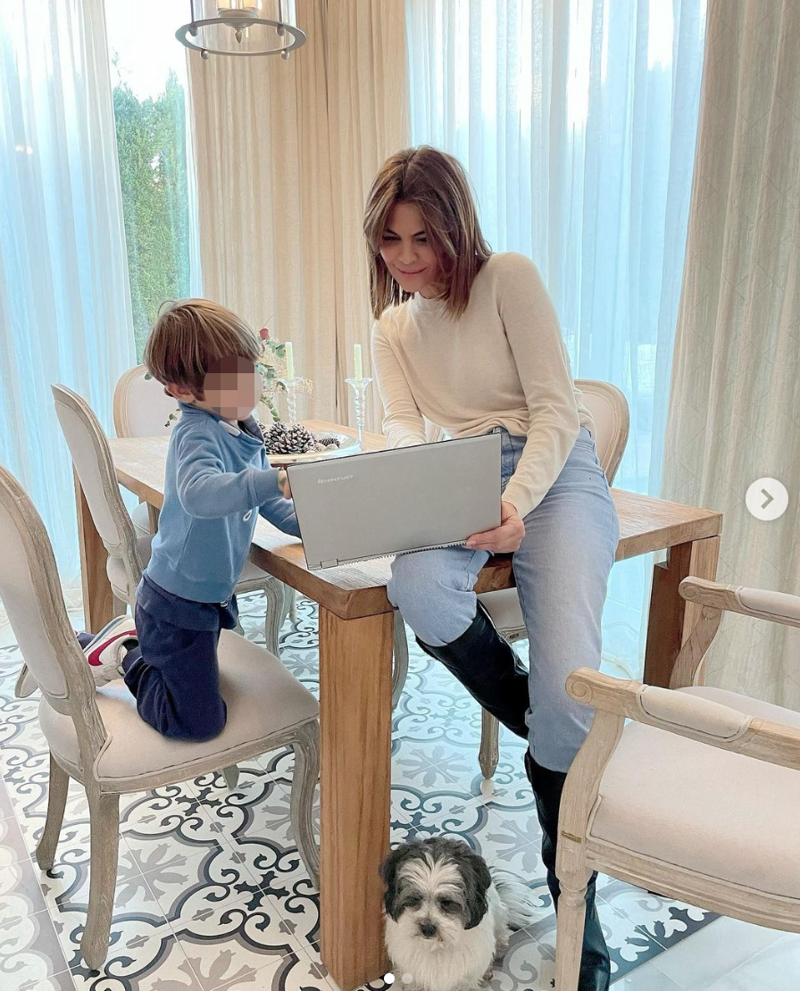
[380,201,441,298]
[169,355,262,421]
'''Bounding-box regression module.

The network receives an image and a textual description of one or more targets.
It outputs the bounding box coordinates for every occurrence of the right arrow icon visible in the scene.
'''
[746,478,788,521]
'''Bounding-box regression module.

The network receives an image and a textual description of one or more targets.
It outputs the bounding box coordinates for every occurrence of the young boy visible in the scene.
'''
[84,299,297,741]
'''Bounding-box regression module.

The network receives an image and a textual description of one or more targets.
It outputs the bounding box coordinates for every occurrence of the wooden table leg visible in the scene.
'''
[146,503,160,534]
[75,471,113,634]
[644,535,720,687]
[318,607,393,990]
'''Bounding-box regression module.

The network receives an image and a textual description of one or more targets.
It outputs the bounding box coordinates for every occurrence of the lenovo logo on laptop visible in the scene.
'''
[317,474,354,485]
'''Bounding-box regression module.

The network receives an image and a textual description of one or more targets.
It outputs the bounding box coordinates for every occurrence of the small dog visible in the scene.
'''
[380,837,540,991]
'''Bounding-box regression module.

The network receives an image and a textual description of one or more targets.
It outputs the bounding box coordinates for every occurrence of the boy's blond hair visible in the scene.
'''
[144,299,261,399]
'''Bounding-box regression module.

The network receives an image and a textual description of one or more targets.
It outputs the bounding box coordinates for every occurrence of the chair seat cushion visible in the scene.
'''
[589,686,800,898]
[235,558,280,587]
[106,533,153,600]
[39,629,318,788]
[478,589,526,636]
[131,500,153,538]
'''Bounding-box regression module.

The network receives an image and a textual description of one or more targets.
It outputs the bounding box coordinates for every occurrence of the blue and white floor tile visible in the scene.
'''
[0,594,795,991]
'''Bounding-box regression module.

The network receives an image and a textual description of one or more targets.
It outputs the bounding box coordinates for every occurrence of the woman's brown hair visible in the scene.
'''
[144,298,261,399]
[363,146,492,319]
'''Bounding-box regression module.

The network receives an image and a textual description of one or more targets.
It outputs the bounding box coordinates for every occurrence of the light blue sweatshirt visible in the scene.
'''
[145,402,299,603]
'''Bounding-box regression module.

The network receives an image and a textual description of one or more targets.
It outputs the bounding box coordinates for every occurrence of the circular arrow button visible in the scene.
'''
[746,477,788,521]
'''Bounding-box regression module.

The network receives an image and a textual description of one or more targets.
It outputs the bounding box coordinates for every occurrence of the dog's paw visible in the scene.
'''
[493,935,510,962]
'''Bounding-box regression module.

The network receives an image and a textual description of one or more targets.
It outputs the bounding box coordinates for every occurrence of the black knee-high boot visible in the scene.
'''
[525,751,610,991]
[415,601,529,739]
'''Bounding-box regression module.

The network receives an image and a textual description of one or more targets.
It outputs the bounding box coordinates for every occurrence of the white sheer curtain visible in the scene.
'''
[406,0,707,675]
[325,0,410,427]
[0,0,136,596]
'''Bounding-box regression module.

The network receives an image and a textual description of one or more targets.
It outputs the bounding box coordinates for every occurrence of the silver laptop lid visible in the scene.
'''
[287,433,502,570]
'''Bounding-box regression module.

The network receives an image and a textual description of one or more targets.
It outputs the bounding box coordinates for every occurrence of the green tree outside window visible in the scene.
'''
[112,65,190,359]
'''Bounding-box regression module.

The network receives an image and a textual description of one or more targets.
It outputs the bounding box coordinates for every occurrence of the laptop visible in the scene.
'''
[286,433,502,570]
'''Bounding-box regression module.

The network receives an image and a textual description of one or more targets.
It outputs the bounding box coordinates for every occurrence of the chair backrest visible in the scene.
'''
[574,380,629,486]
[113,365,179,438]
[426,379,630,486]
[52,385,142,592]
[0,464,106,755]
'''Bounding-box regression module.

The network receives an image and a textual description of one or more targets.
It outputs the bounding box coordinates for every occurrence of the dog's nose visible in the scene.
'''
[419,921,437,938]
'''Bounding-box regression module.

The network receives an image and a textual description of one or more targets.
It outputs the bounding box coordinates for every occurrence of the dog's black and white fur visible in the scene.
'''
[380,837,540,991]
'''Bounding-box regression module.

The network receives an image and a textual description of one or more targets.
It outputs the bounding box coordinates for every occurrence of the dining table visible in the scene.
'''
[76,418,722,991]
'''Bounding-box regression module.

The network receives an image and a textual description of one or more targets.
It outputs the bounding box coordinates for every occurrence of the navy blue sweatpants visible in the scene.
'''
[121,574,239,741]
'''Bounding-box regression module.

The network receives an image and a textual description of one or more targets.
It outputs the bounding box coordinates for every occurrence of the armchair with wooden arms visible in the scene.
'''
[553,575,800,990]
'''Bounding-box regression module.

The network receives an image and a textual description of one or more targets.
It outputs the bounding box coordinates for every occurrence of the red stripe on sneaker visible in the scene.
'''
[86,630,135,667]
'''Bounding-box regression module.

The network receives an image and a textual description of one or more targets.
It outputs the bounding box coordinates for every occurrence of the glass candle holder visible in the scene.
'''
[345,376,373,450]
[277,377,300,426]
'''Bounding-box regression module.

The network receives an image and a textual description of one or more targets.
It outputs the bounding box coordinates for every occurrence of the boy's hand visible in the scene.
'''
[278,469,292,500]
[464,500,525,553]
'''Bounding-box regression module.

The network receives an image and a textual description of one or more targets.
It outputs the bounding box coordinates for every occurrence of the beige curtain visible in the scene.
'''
[325,0,409,425]
[662,0,800,707]
[188,0,409,427]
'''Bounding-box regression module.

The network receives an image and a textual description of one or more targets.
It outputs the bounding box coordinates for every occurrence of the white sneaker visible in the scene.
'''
[84,617,138,686]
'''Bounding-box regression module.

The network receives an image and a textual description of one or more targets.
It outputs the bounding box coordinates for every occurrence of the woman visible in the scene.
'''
[363,146,619,991]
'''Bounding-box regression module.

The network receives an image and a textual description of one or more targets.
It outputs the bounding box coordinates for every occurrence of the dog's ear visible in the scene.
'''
[379,843,422,921]
[455,845,493,930]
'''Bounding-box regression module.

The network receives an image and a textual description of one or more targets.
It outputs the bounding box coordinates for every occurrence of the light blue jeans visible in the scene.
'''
[387,426,619,772]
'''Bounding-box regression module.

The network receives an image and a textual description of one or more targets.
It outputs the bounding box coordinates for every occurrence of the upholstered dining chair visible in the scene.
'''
[0,461,320,969]
[14,386,287,731]
[391,380,630,781]
[112,365,294,637]
[554,575,800,990]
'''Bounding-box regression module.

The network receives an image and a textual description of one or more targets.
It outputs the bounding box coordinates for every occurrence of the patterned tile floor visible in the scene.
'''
[0,594,797,991]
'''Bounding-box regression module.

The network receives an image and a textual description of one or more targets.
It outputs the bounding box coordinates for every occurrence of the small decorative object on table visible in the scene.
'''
[277,342,302,428]
[256,330,312,426]
[345,342,373,451]
[259,328,356,464]
[263,422,342,456]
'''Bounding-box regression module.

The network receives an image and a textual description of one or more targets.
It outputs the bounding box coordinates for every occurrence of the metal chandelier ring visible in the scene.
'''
[175,17,307,57]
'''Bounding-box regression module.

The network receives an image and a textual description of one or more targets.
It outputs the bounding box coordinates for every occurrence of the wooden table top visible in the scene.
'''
[111,419,722,620]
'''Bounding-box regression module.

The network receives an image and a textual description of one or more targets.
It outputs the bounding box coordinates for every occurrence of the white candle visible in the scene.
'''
[284,341,295,380]
[354,343,363,381]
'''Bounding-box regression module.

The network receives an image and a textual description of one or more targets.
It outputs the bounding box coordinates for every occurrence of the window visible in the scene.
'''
[105,1,200,357]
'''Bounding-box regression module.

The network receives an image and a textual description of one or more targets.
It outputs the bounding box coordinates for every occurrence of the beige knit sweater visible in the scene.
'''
[371,252,594,519]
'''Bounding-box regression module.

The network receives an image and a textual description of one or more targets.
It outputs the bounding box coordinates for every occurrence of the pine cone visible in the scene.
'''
[286,424,316,453]
[264,422,315,454]
[263,422,343,455]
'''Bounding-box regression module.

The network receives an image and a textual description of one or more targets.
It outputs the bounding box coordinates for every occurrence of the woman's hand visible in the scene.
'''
[278,469,292,500]
[465,500,525,553]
